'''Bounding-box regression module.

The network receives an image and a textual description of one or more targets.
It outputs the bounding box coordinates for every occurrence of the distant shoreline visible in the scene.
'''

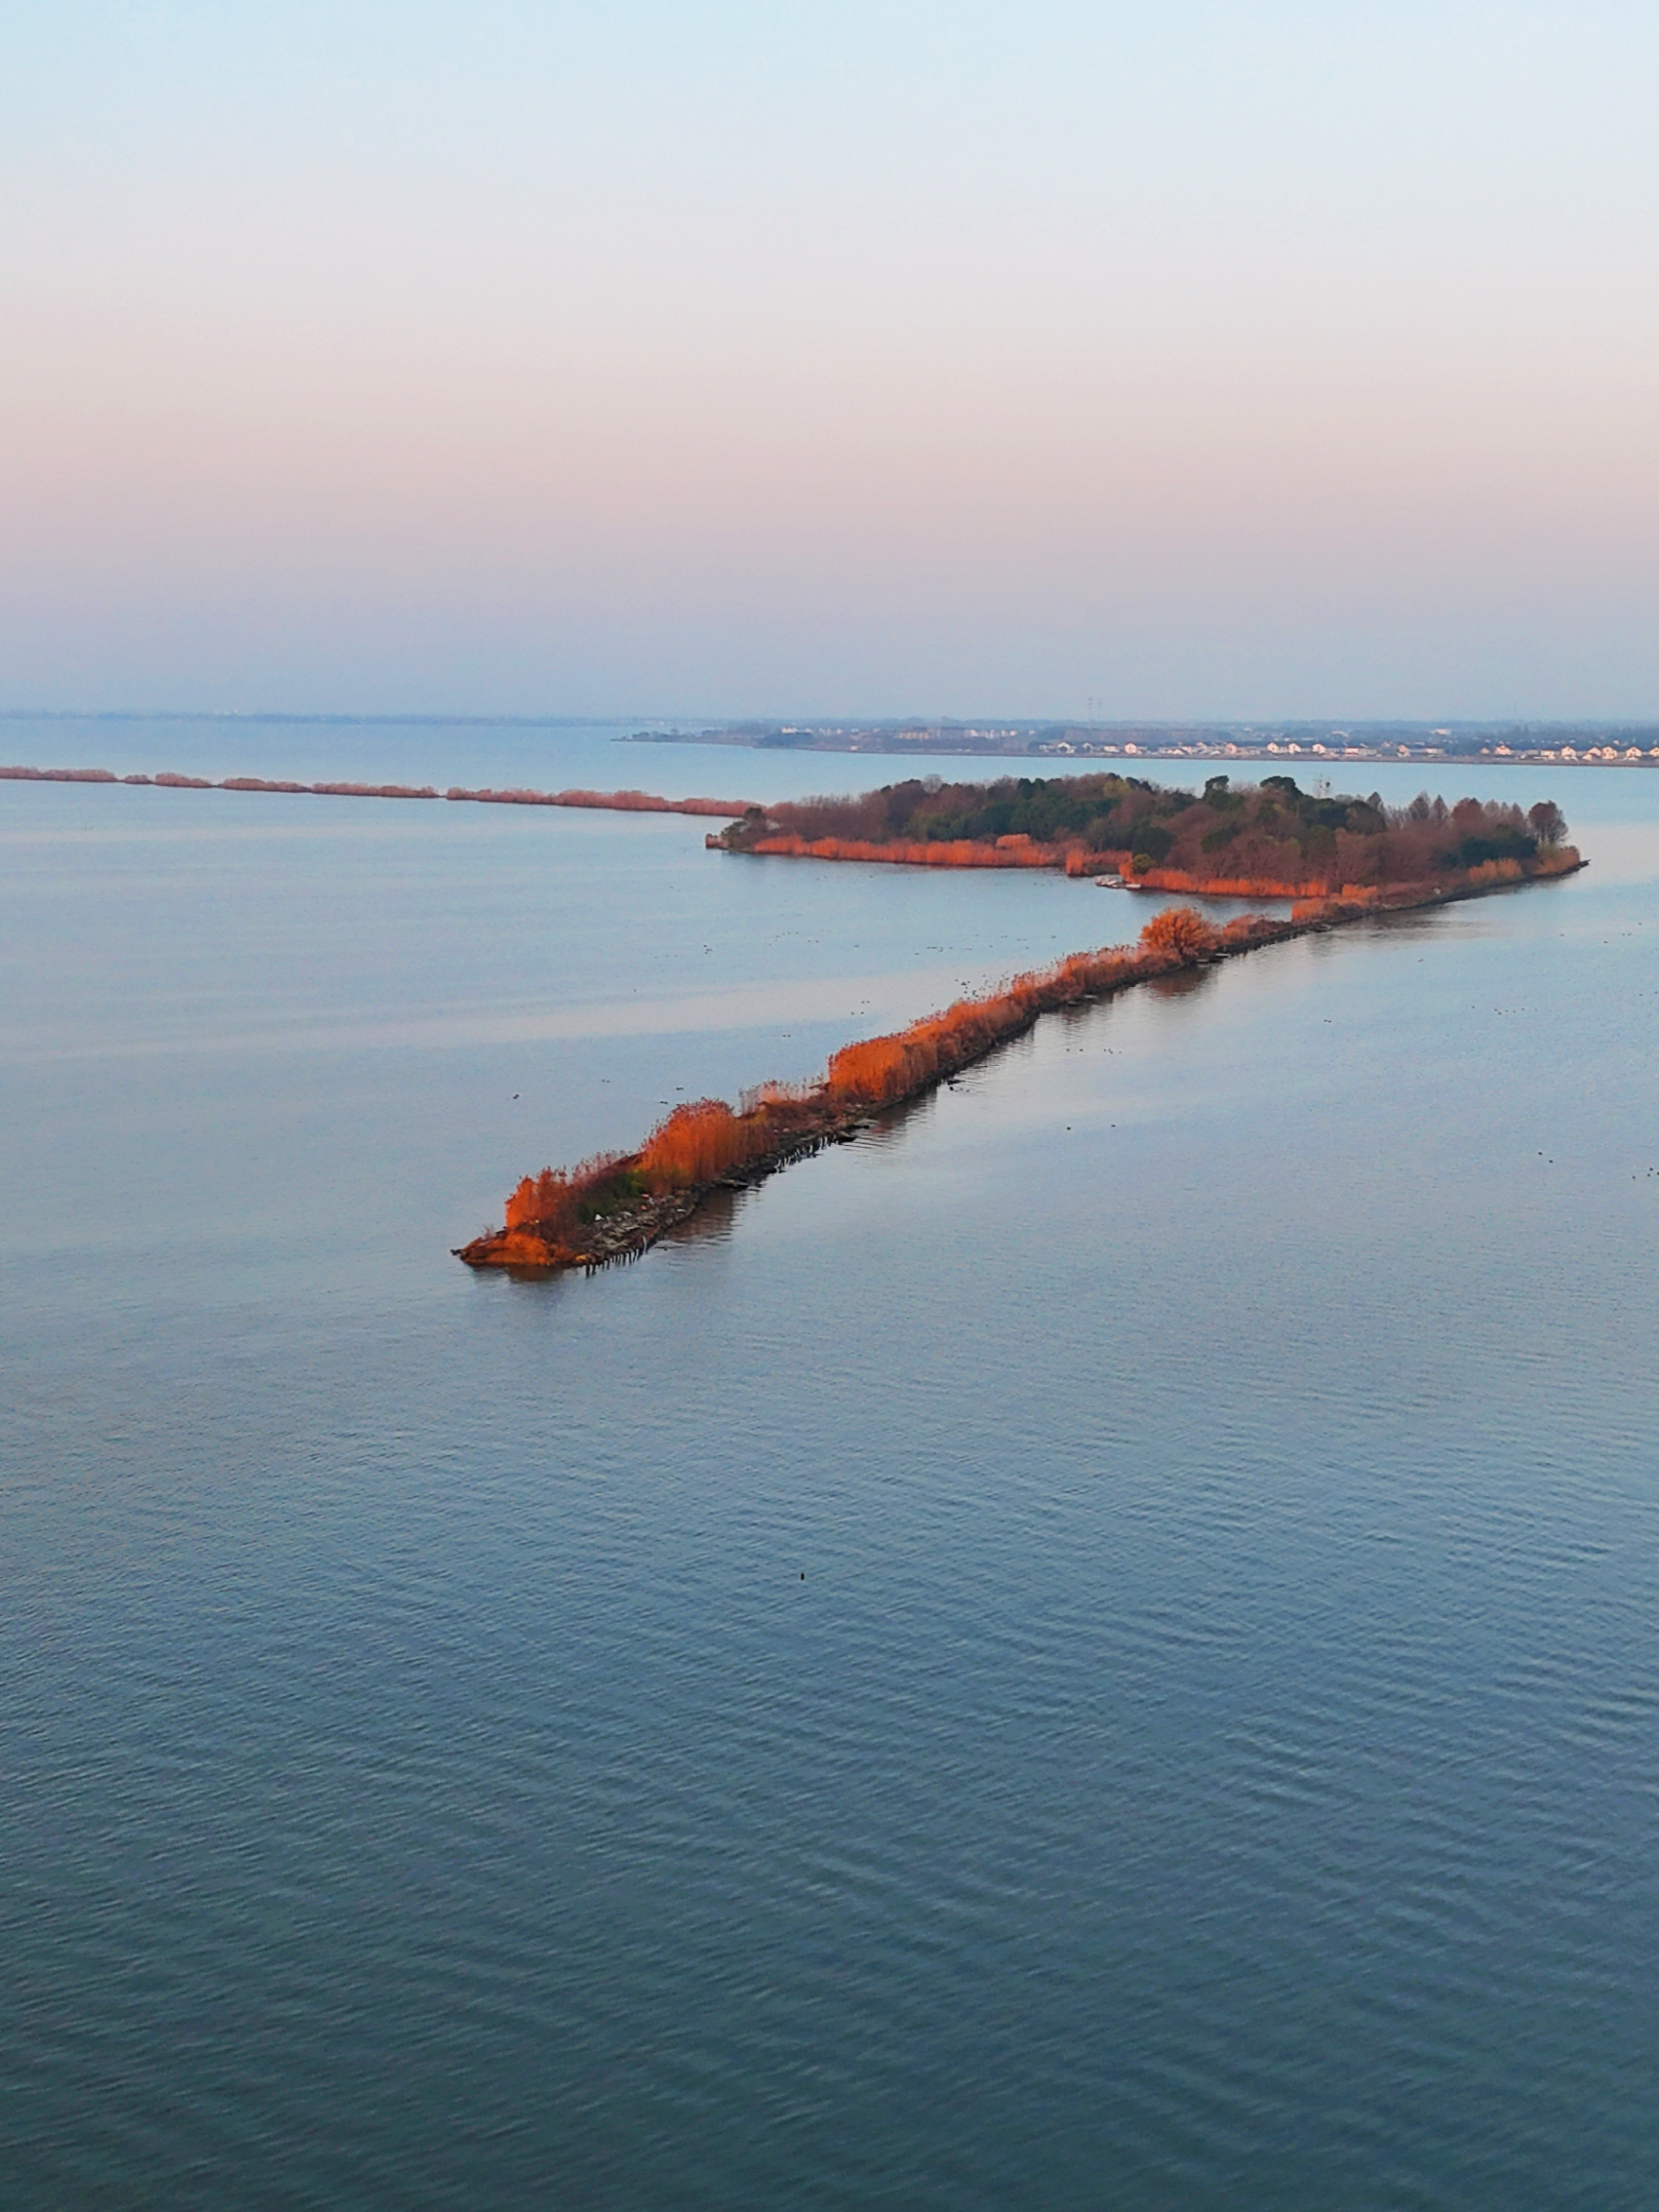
[0,709,633,730]
[628,725,1659,768]
[3,705,1655,767]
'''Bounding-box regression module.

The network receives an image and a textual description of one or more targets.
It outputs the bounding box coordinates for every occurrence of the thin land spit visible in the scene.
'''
[0,763,754,816]
[459,773,1583,1276]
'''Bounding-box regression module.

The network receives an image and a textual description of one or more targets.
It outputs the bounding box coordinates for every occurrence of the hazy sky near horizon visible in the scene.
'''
[5,1,1657,720]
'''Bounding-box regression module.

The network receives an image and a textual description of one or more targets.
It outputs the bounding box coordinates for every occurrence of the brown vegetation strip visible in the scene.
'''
[0,765,753,815]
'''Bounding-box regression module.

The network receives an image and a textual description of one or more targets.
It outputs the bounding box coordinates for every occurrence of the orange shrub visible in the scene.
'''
[1139,907,1220,961]
[504,1155,633,1233]
[751,833,1058,870]
[825,1035,929,1104]
[1133,867,1329,898]
[1221,913,1286,948]
[639,1100,754,1188]
[1531,845,1582,877]
[1063,848,1133,877]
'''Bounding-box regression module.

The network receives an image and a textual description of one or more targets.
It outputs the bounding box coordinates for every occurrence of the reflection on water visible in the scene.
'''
[845,1083,945,1155]
[659,1180,748,1247]
[1145,961,1219,1001]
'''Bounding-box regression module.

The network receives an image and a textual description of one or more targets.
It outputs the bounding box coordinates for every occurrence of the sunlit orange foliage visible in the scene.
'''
[822,946,1185,1109]
[1131,867,1328,898]
[1531,845,1583,876]
[493,1229,559,1266]
[1139,907,1220,960]
[751,833,1058,869]
[504,1154,629,1235]
[638,1100,756,1188]
[825,1036,924,1101]
[741,811,1565,898]
[1064,848,1133,877]
[1289,891,1400,923]
[1221,913,1287,948]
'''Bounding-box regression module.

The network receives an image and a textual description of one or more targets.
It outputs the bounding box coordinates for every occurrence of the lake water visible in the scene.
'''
[4,721,1657,2208]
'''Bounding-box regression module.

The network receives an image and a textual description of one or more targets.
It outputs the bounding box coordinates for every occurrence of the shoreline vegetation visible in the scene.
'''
[707,771,1576,899]
[0,764,753,817]
[460,772,1583,1278]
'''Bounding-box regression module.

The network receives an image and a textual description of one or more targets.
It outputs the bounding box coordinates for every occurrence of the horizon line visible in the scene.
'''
[5,708,1659,733]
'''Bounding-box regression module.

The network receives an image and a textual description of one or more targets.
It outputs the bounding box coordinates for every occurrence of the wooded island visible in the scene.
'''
[708,770,1574,898]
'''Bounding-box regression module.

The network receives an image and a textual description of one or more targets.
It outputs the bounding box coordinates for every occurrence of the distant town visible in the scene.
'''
[627,721,1659,766]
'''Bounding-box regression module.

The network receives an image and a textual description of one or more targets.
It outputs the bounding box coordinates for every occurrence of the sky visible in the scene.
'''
[3,0,1657,720]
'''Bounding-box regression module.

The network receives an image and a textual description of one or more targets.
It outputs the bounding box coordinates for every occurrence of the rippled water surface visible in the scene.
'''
[4,723,1657,2208]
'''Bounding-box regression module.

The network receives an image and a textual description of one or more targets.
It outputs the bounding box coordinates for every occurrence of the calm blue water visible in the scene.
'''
[4,723,1657,2208]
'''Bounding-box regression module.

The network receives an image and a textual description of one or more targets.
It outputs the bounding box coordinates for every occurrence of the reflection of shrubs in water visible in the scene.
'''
[659,1183,745,1247]
[1149,964,1218,1001]
[862,1086,944,1147]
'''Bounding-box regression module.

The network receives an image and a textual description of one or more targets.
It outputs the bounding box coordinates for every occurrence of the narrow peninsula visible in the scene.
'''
[459,772,1583,1278]
[0,763,754,817]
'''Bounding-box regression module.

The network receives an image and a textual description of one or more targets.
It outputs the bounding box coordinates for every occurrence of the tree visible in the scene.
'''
[1527,800,1567,846]
[1140,906,1219,961]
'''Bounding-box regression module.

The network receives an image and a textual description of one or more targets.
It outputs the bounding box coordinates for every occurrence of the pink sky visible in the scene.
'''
[4,2,1656,718]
